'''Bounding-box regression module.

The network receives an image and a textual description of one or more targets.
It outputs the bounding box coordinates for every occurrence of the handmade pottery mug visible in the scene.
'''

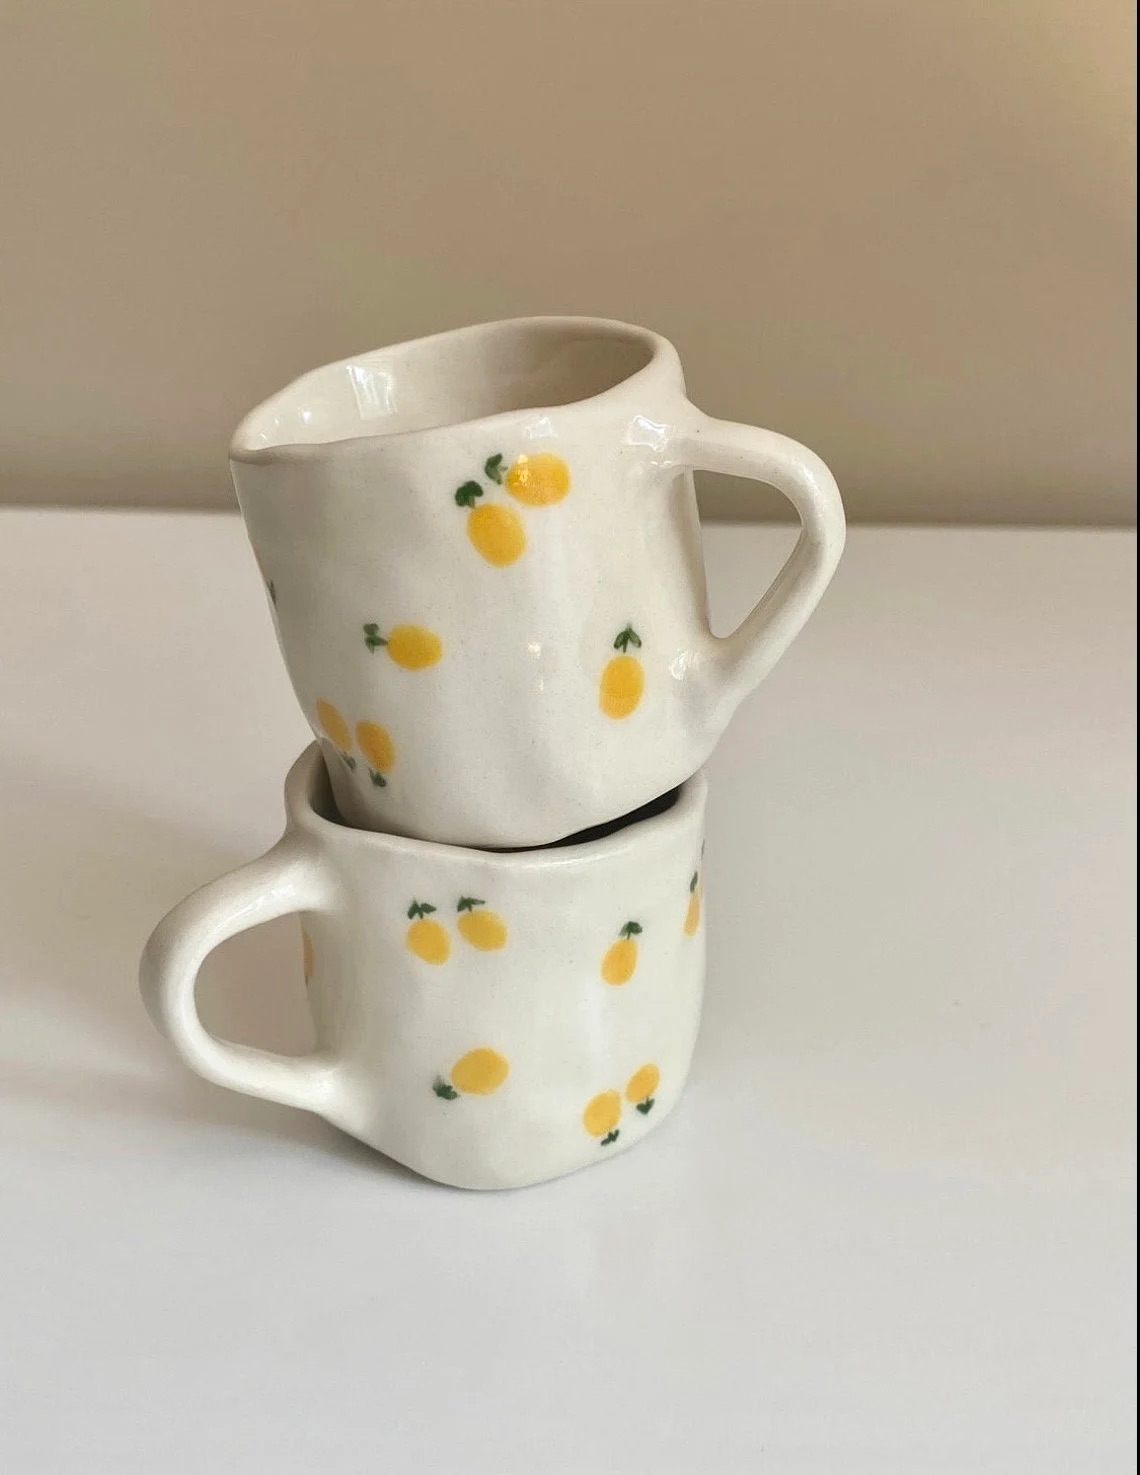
[140,746,708,1190]
[231,316,844,847]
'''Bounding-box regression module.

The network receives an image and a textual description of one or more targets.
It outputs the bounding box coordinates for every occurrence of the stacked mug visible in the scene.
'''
[141,317,845,1189]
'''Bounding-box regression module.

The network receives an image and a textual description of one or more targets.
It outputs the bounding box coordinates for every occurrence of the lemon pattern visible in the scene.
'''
[502,451,571,506]
[406,901,451,965]
[314,705,401,790]
[460,496,527,566]
[625,1063,660,1115]
[456,897,509,951]
[583,1089,622,1146]
[601,921,643,985]
[315,699,356,769]
[363,622,443,669]
[684,871,702,936]
[583,1063,662,1146]
[355,720,396,788]
[433,1047,510,1100]
[454,451,571,565]
[600,625,645,719]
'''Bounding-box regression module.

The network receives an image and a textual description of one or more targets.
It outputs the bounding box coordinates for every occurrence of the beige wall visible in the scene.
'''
[1,0,1134,524]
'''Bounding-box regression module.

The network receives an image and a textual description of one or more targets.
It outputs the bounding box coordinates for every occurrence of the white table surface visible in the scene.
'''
[0,510,1135,1474]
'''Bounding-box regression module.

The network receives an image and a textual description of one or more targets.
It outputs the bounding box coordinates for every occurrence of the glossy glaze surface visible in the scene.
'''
[231,317,845,846]
[140,747,708,1190]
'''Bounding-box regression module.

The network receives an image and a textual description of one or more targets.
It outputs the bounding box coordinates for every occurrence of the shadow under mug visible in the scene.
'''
[140,747,708,1190]
[231,315,844,848]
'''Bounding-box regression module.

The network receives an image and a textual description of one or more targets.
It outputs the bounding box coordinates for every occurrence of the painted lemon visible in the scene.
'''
[601,921,643,985]
[455,481,527,566]
[583,1089,622,1142]
[600,625,645,719]
[364,623,443,669]
[406,901,451,965]
[684,872,702,935]
[449,1047,510,1096]
[301,929,314,984]
[356,720,396,787]
[456,897,508,951]
[504,452,571,506]
[625,1064,660,1112]
[316,699,352,752]
[468,503,526,566]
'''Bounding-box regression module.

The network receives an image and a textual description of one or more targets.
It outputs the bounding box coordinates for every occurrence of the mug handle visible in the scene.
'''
[673,414,846,719]
[139,835,336,1113]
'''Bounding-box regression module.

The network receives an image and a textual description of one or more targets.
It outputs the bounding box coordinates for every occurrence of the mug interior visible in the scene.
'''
[311,758,681,854]
[495,787,681,852]
[231,318,658,453]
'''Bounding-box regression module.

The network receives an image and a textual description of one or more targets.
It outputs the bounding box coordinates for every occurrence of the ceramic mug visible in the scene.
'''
[231,316,844,847]
[140,746,708,1190]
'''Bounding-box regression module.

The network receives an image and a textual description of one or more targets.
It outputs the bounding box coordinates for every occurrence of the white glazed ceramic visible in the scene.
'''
[231,317,844,847]
[140,746,708,1190]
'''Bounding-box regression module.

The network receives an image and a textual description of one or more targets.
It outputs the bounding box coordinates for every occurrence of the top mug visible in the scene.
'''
[231,317,845,847]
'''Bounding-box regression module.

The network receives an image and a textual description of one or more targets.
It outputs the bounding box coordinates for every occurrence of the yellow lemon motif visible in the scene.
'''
[504,452,571,506]
[363,623,443,670]
[626,1063,660,1114]
[583,1090,622,1144]
[406,901,451,965]
[316,699,351,751]
[355,720,396,788]
[600,625,645,719]
[315,699,355,767]
[684,872,702,936]
[301,929,314,984]
[456,897,508,951]
[447,1047,511,1096]
[468,502,527,566]
[601,921,643,985]
[455,480,527,566]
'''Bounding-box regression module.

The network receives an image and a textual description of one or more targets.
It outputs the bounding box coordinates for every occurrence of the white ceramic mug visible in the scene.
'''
[140,746,708,1190]
[232,316,844,847]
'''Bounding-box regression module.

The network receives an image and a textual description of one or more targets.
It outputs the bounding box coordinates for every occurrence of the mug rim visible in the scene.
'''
[230,315,676,464]
[286,745,706,869]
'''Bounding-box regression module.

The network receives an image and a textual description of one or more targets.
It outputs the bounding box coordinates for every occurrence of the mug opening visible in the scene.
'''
[491,787,681,852]
[294,747,698,864]
[231,318,661,455]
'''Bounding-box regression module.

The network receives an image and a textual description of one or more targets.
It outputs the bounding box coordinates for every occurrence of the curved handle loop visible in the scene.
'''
[139,834,336,1113]
[676,414,846,720]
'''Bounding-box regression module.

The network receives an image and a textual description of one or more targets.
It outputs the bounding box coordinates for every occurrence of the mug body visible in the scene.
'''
[293,750,708,1189]
[232,317,717,847]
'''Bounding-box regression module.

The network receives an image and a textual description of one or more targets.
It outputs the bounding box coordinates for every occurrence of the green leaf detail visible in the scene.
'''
[369,769,387,787]
[690,872,699,893]
[363,623,387,651]
[340,753,356,770]
[456,896,486,912]
[636,1099,655,1115]
[484,453,505,484]
[613,624,643,652]
[408,901,438,919]
[620,921,643,938]
[433,1076,459,1100]
[600,1130,620,1146]
[455,481,484,508]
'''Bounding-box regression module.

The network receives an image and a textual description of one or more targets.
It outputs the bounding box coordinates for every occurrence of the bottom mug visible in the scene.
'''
[140,746,708,1190]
